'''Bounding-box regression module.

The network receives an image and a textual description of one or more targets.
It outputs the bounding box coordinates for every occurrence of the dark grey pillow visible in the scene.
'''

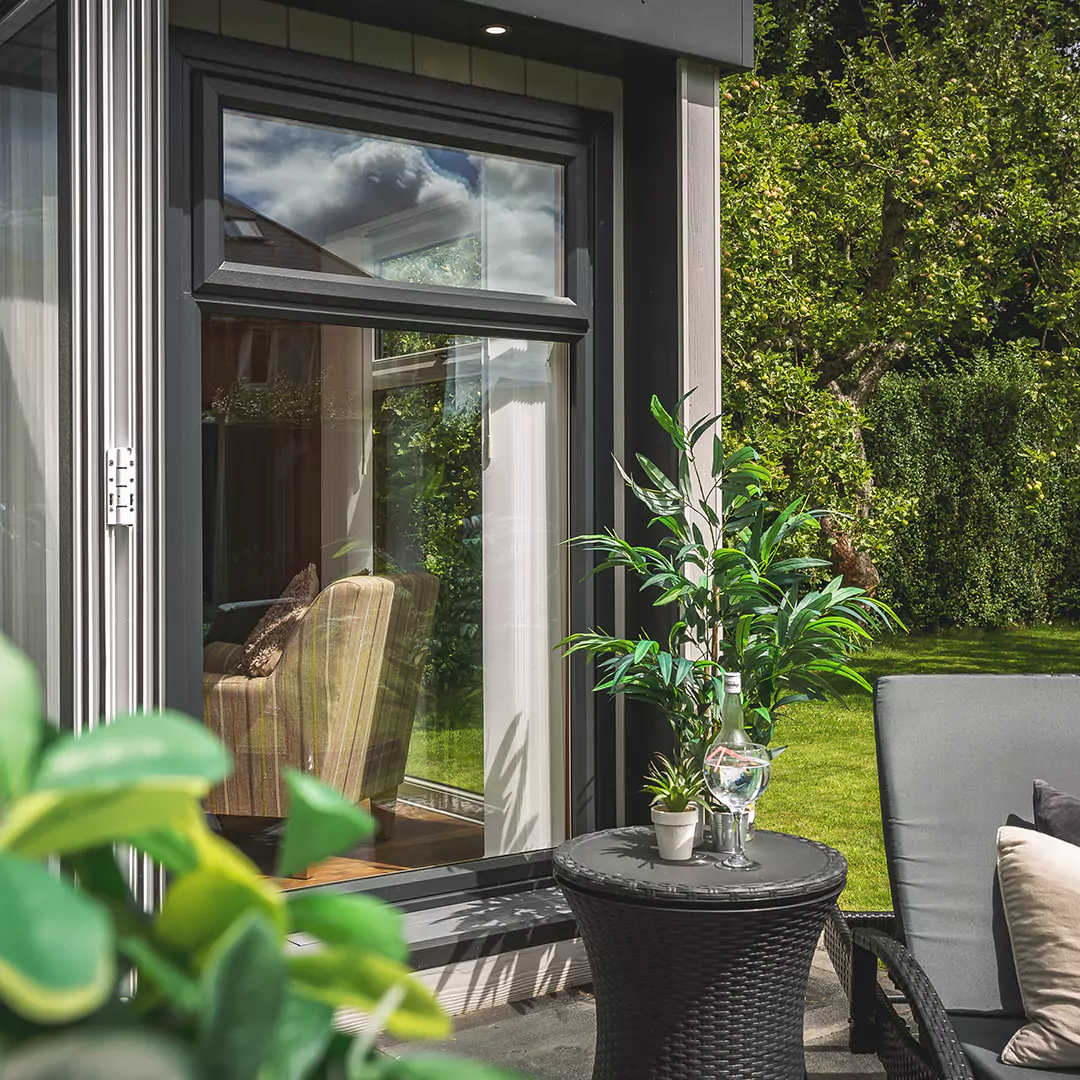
[1033,780,1080,847]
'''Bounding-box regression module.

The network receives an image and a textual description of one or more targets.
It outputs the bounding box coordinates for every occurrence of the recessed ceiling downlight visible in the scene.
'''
[483,24,510,35]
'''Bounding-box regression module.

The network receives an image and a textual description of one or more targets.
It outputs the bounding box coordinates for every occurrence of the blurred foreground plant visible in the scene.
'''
[0,637,519,1080]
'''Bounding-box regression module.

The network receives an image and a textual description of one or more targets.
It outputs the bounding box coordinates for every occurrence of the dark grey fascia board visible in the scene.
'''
[469,0,754,70]
[292,0,753,75]
[196,265,591,343]
[404,885,577,970]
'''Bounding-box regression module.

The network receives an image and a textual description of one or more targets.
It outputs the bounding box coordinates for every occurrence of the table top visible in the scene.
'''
[553,826,847,907]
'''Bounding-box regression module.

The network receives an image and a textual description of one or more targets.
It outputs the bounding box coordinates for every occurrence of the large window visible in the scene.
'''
[175,31,610,889]
[0,5,63,715]
[201,317,567,884]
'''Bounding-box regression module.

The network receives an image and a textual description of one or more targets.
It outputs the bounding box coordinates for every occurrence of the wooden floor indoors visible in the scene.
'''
[216,800,485,889]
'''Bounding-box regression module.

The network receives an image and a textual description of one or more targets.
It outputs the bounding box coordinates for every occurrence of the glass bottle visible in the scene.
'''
[708,671,752,851]
[716,671,750,747]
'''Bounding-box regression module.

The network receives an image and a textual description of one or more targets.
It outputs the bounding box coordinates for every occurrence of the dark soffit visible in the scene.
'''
[467,0,753,70]
[296,0,753,76]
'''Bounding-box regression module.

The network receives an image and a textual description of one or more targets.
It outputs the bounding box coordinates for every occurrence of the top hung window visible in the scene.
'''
[220,109,565,297]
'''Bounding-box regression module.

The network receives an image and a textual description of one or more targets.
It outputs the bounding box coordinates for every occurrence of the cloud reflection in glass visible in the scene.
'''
[221,109,564,297]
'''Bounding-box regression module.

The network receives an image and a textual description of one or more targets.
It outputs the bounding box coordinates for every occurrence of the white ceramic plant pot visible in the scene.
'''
[651,805,700,861]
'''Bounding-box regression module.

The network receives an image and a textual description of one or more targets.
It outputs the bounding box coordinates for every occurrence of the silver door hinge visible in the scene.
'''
[106,447,136,526]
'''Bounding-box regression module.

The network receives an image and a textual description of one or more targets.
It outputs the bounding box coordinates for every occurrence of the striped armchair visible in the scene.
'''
[203,572,439,822]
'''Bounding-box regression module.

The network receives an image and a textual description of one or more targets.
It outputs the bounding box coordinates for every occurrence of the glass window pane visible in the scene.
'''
[221,109,564,296]
[0,7,62,713]
[201,314,566,884]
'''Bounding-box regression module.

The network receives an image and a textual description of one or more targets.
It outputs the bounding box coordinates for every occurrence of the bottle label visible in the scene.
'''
[723,672,742,694]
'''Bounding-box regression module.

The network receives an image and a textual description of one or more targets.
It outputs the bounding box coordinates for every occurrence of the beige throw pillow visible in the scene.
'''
[229,564,319,678]
[998,824,1080,1068]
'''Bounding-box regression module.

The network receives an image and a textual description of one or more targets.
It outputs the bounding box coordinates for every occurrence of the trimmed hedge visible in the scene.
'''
[867,348,1080,628]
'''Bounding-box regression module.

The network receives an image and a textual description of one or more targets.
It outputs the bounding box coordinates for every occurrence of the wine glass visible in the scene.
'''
[704,741,771,870]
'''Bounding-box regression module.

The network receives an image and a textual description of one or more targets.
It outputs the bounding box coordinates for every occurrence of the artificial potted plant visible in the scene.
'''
[642,753,704,861]
[564,396,901,852]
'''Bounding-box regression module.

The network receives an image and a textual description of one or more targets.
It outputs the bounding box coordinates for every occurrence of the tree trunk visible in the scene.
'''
[810,183,911,594]
[815,340,908,594]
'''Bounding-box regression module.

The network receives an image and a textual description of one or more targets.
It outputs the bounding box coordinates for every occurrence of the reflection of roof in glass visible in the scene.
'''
[221,194,371,277]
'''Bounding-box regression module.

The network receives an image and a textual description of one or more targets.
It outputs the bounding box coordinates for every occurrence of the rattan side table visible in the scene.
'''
[553,826,847,1080]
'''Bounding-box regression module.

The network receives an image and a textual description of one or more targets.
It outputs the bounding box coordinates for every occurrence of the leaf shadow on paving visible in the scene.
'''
[384,942,883,1079]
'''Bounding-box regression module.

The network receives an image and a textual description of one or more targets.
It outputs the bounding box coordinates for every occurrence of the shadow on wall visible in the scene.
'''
[482,712,542,858]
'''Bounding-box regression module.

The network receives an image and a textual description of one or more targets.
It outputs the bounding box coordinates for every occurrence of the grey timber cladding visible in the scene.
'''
[168,1,624,110]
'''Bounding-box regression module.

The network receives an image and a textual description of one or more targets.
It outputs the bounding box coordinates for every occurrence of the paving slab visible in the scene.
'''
[386,940,884,1079]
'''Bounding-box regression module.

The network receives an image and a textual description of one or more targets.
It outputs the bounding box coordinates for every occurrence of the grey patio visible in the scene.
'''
[389,939,884,1080]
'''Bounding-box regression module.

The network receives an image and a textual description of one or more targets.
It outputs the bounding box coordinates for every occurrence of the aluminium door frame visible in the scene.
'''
[63,0,168,911]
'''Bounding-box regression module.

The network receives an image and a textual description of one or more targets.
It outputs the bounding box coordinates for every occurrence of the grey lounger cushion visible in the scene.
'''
[950,1015,1080,1080]
[875,674,1080,1014]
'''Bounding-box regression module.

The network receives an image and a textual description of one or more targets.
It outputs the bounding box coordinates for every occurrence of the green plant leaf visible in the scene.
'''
[32,711,230,793]
[657,652,673,684]
[198,912,287,1080]
[366,1055,527,1080]
[134,801,266,880]
[287,893,407,962]
[0,851,114,1023]
[130,824,200,875]
[290,949,449,1041]
[0,788,204,859]
[648,395,685,448]
[634,454,681,501]
[155,865,285,960]
[259,992,336,1080]
[119,935,200,1012]
[0,636,42,803]
[0,713,232,857]
[276,770,376,878]
[0,1029,196,1080]
[62,847,144,938]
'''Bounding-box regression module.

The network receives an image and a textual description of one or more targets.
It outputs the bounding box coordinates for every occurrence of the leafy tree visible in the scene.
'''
[721,0,1080,585]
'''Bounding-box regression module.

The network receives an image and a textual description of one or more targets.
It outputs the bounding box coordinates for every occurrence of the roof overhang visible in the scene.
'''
[298,0,754,76]
[469,0,753,70]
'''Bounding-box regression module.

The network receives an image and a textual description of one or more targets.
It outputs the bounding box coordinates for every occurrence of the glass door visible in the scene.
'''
[200,316,567,884]
[0,3,62,716]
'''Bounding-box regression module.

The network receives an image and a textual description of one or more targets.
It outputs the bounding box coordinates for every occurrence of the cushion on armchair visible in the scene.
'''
[203,641,245,674]
[227,564,319,678]
[1034,780,1080,848]
[997,825,1080,1069]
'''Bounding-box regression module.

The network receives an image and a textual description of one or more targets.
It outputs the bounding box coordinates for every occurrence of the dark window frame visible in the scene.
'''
[169,28,616,906]
[181,29,591,339]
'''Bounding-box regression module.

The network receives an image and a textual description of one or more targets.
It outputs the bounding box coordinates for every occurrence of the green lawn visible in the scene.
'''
[755,624,1080,911]
[405,721,484,794]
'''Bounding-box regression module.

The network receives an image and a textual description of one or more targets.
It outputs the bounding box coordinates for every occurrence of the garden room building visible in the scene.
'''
[0,0,752,1009]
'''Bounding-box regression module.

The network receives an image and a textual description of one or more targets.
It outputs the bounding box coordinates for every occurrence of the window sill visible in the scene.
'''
[289,870,578,971]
